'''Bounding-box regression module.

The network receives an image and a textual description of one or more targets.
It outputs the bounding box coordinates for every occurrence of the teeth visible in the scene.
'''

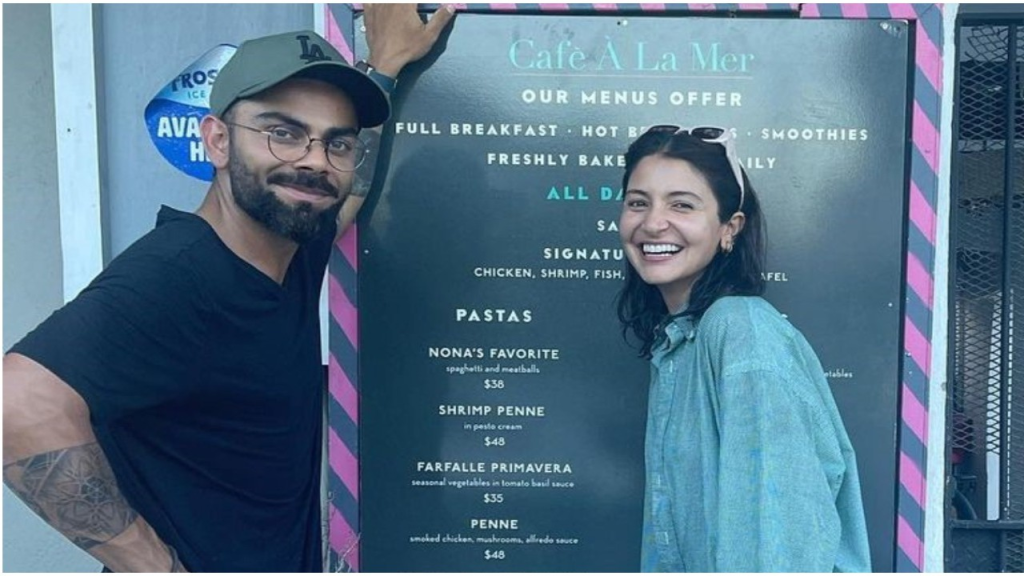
[642,243,681,254]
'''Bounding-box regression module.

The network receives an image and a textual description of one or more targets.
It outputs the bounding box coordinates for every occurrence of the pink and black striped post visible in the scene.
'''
[323,7,361,572]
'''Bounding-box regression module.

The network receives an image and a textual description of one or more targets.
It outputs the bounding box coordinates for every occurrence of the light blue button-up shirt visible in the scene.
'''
[641,296,871,572]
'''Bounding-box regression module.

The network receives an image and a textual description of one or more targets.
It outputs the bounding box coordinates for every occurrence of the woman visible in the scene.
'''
[617,126,871,572]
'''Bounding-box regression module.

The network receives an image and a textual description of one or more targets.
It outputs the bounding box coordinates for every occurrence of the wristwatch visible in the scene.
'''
[355,60,397,94]
[354,60,375,75]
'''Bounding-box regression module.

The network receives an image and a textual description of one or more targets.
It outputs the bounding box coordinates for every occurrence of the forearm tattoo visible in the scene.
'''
[3,443,138,549]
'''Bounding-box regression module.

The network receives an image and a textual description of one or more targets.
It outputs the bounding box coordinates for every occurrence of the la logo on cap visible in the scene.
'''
[296,35,331,63]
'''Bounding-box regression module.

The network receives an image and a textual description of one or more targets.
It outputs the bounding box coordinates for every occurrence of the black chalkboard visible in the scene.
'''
[358,13,910,572]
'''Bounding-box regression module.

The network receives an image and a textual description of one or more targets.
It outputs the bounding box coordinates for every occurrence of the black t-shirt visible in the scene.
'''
[11,206,335,572]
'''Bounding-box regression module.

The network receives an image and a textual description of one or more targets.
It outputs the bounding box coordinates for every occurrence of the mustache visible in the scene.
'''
[267,171,340,198]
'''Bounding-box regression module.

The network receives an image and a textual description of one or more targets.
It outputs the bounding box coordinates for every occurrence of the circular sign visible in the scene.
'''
[145,44,236,181]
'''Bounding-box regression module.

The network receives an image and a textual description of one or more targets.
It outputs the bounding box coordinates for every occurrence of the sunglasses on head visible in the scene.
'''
[643,125,746,212]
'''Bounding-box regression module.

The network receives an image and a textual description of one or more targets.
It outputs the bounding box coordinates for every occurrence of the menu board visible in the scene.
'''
[357,14,911,572]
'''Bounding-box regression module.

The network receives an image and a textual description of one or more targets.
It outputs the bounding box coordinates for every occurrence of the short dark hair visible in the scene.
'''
[615,130,767,358]
[220,105,238,124]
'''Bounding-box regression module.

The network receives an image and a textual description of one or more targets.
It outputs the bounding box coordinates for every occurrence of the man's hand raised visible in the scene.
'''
[364,3,456,77]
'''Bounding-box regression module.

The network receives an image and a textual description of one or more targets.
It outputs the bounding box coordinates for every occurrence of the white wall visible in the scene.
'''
[923,4,958,572]
[2,4,100,573]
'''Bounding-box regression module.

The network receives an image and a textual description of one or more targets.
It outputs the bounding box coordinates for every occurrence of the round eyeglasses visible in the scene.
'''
[226,122,368,172]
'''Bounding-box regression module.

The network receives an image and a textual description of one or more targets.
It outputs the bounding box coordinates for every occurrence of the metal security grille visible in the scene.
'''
[949,19,1024,573]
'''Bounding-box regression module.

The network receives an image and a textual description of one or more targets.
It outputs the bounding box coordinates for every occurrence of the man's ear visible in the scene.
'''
[200,115,230,170]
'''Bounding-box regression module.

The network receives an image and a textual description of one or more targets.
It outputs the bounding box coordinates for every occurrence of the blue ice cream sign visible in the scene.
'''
[145,44,236,181]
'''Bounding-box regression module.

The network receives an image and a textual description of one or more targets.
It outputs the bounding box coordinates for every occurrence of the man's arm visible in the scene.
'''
[336,3,456,238]
[362,3,456,78]
[3,353,186,572]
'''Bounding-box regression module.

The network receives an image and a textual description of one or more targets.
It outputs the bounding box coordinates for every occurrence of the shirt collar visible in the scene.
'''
[653,311,698,357]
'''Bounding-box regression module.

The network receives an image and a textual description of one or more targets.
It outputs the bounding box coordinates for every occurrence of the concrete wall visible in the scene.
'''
[2,4,98,573]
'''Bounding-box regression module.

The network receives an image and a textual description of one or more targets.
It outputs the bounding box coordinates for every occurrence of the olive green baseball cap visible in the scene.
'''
[209,30,390,128]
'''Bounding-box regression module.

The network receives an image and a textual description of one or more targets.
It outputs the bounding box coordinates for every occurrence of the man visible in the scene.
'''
[3,5,454,572]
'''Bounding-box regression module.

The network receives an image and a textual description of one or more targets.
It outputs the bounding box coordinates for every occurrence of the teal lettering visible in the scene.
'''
[547,186,590,200]
[596,38,623,70]
[691,42,719,71]
[691,42,754,73]
[509,39,534,69]
[636,43,678,72]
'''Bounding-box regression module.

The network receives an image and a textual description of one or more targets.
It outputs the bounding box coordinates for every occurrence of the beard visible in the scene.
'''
[228,149,345,244]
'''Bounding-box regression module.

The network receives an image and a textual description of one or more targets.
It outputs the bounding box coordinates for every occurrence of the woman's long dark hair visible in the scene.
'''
[616,130,766,358]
